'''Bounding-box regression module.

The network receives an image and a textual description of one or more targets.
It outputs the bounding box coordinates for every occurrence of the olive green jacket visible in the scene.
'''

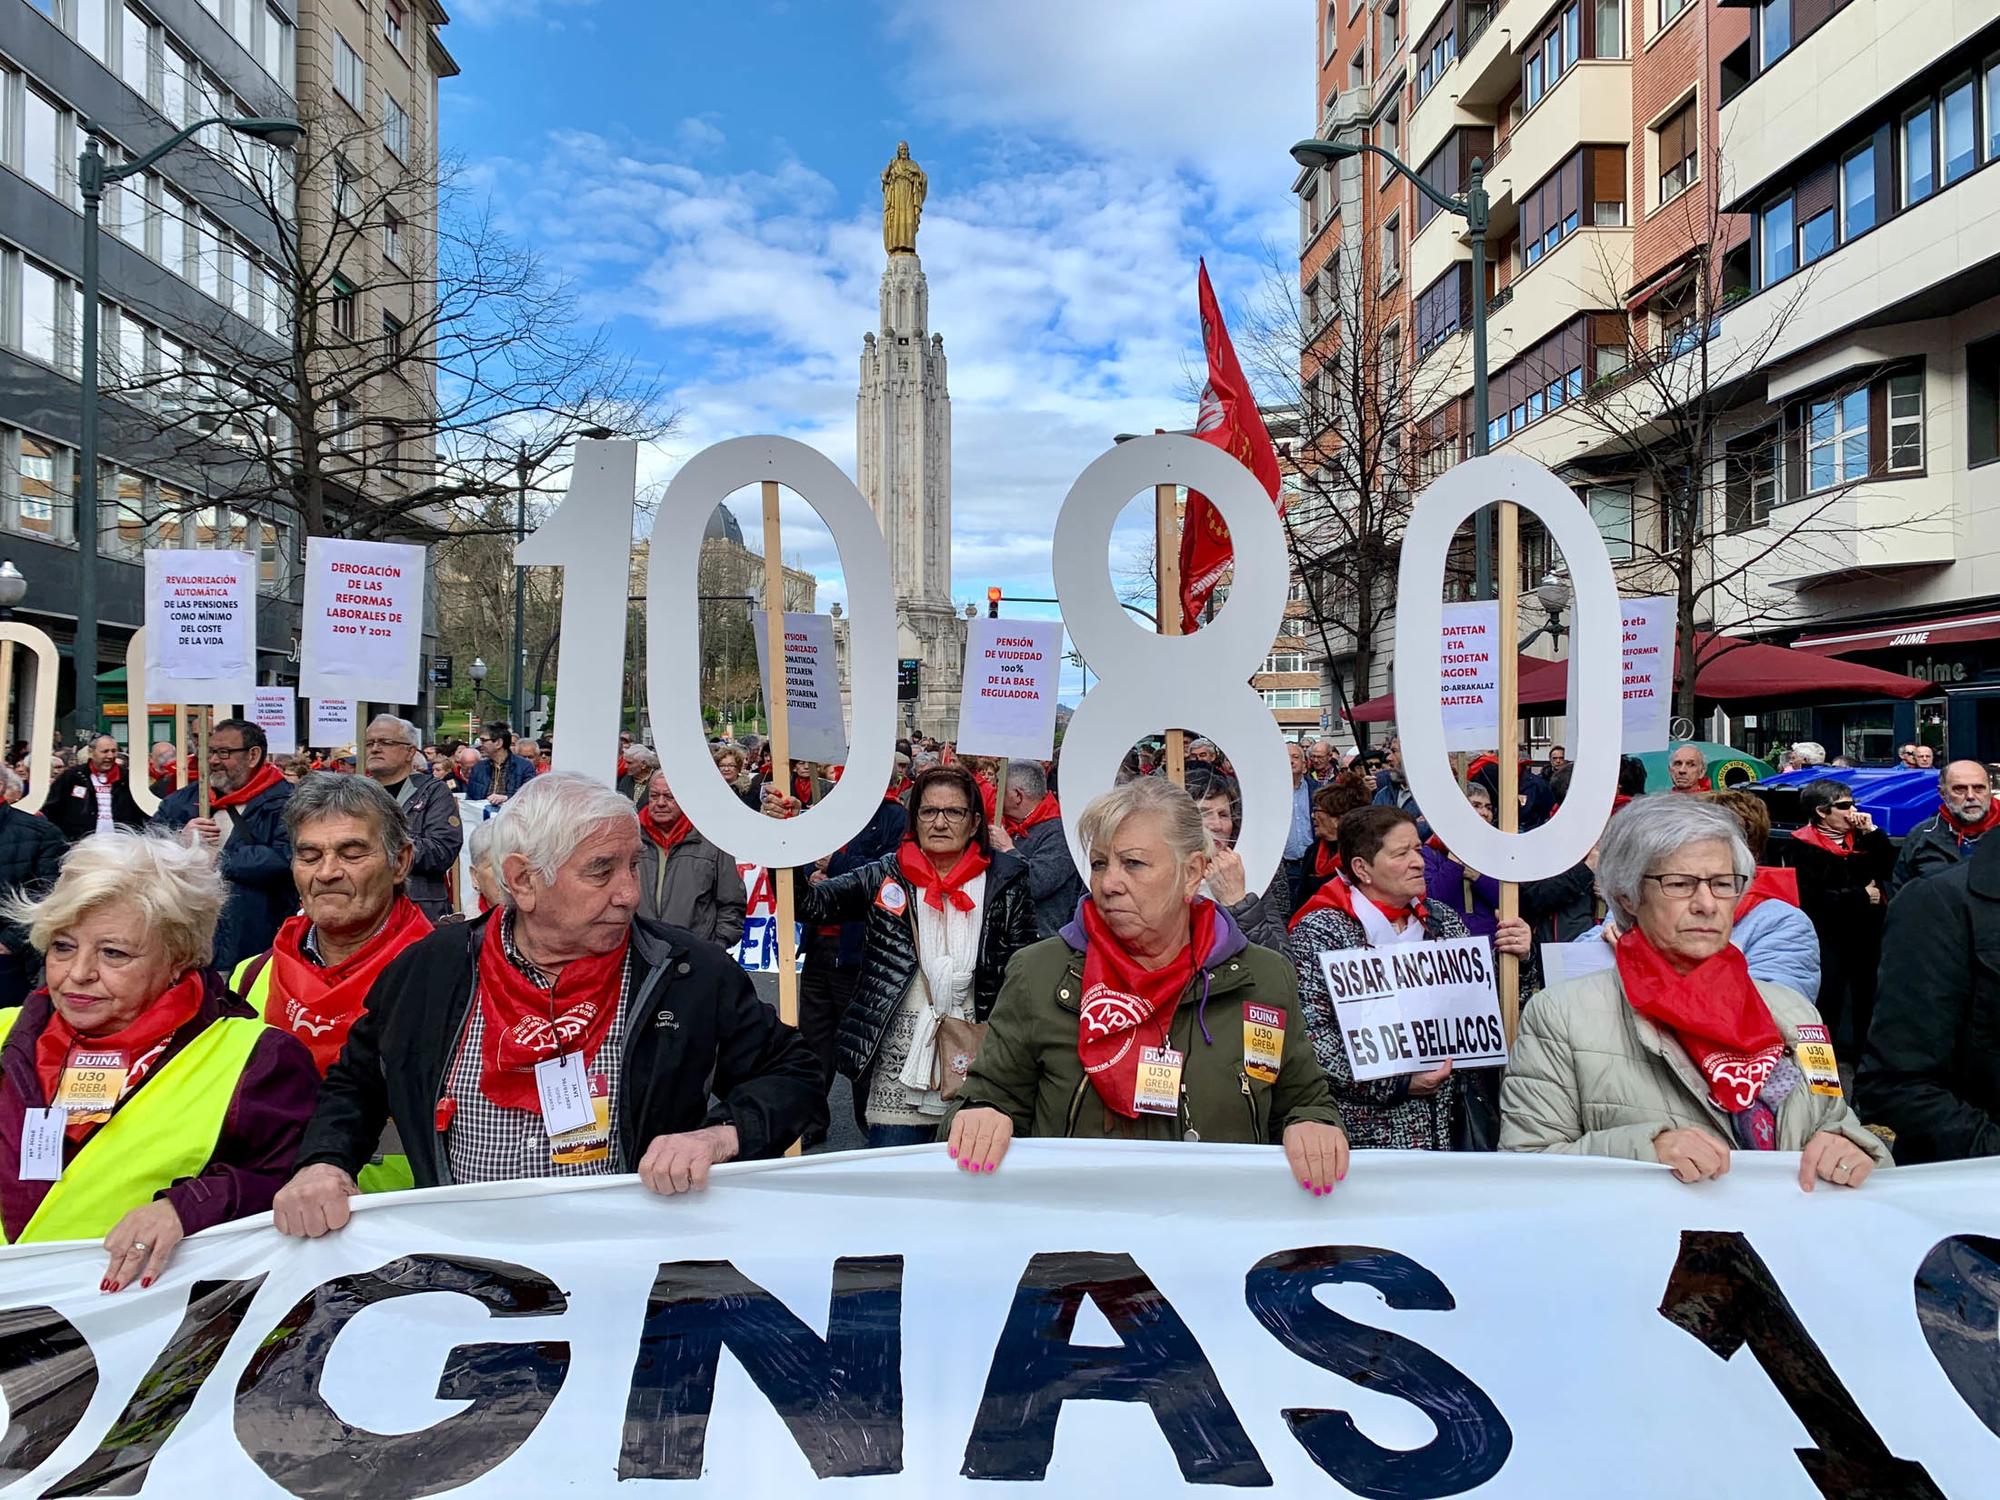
[949,927,1343,1143]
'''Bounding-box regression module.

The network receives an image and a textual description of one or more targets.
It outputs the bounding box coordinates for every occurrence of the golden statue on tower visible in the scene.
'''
[882,141,926,255]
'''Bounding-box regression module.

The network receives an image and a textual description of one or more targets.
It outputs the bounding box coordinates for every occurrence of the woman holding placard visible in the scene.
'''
[946,778,1348,1192]
[0,831,318,1280]
[1284,805,1532,1151]
[1500,797,1887,1187]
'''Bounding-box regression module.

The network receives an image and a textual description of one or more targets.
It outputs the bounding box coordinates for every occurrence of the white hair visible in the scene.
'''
[483,771,637,908]
[623,745,659,772]
[0,764,21,801]
[1594,796,1754,921]
[1076,777,1212,873]
[466,813,497,874]
[1006,759,1048,801]
[3,829,225,972]
[1790,741,1827,767]
[367,714,421,748]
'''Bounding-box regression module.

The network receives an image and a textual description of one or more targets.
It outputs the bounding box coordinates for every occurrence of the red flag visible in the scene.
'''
[1178,260,1283,632]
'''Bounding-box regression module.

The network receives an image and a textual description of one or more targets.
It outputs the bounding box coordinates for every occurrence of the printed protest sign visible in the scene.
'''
[750,611,847,766]
[299,538,425,703]
[1318,935,1508,1081]
[309,696,356,750]
[957,618,1062,760]
[733,863,803,973]
[249,687,296,757]
[143,550,256,705]
[1439,601,1500,751]
[1566,594,1674,754]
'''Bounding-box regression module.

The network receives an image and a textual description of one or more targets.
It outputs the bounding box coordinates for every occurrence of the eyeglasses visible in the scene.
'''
[363,738,409,751]
[915,806,970,825]
[1644,873,1750,901]
[209,744,253,760]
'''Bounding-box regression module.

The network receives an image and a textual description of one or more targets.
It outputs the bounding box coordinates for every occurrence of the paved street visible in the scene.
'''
[749,970,865,1153]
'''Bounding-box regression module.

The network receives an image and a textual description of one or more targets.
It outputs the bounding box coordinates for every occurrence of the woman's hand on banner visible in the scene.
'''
[1798,1131,1875,1192]
[1652,1127,1732,1184]
[947,1107,1013,1174]
[102,1199,184,1292]
[273,1163,362,1237]
[1283,1121,1349,1195]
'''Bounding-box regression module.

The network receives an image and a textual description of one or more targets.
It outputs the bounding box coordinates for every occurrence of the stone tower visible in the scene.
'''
[855,221,967,738]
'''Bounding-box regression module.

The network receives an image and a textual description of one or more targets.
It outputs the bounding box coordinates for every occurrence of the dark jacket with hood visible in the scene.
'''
[947,900,1341,1143]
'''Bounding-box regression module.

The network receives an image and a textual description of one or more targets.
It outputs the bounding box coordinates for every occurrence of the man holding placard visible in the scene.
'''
[152,720,296,971]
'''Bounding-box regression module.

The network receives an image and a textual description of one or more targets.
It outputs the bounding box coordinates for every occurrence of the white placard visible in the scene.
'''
[298,537,425,703]
[1,1146,1993,1498]
[956,618,1063,760]
[750,610,848,766]
[249,686,296,757]
[1538,937,1618,990]
[1564,594,1675,756]
[1440,600,1501,752]
[1318,935,1508,1081]
[309,696,356,750]
[142,549,256,705]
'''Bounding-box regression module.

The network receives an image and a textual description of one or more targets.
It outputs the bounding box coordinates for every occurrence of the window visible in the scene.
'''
[1263,651,1308,674]
[1987,62,2000,164]
[335,33,365,108]
[1595,0,1623,58]
[104,469,146,559]
[384,0,406,49]
[227,0,252,54]
[382,310,405,357]
[18,261,60,366]
[228,242,251,318]
[1887,372,1924,471]
[14,433,69,540]
[159,43,188,124]
[160,190,190,277]
[1378,108,1401,176]
[1415,22,1454,101]
[121,4,151,93]
[1903,104,1935,205]
[260,6,288,83]
[1415,266,1466,356]
[23,89,61,198]
[1758,0,1789,70]
[116,306,146,385]
[382,92,410,159]
[1842,144,1876,236]
[1659,0,1692,25]
[333,157,359,218]
[330,276,356,338]
[1657,99,1697,203]
[383,208,407,263]
[1381,215,1401,287]
[1524,4,1580,110]
[1803,388,1868,493]
[331,399,357,450]
[1970,333,2000,468]
[114,173,150,250]
[1798,206,1835,265]
[75,0,107,60]
[1520,152,1588,268]
[1942,77,1977,185]
[1727,433,1781,533]
[1586,486,1633,558]
[257,517,290,594]
[196,215,222,298]
[1261,689,1323,709]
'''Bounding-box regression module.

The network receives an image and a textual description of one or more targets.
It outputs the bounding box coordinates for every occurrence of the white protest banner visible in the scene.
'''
[733,862,804,973]
[1565,593,1675,755]
[0,1146,1993,1497]
[750,610,847,766]
[1439,600,1500,751]
[957,618,1063,760]
[298,537,425,703]
[142,549,256,705]
[1317,935,1507,1081]
[309,696,356,749]
[248,686,296,757]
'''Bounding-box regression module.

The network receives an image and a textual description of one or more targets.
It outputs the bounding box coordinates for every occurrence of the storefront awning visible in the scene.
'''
[1793,610,2000,658]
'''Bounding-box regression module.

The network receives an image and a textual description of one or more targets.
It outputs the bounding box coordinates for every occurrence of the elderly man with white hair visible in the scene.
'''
[273,773,823,1234]
[364,713,462,921]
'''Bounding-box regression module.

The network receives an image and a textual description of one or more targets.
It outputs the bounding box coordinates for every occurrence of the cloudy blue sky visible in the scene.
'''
[443,0,1309,685]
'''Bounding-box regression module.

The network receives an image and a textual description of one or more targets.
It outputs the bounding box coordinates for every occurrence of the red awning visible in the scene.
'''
[1792,610,2000,657]
[1347,633,1931,725]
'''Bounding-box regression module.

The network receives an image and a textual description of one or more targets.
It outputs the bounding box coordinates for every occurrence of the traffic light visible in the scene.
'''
[987,586,1002,618]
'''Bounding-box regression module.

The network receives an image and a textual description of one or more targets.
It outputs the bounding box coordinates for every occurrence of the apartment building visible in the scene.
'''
[0,0,451,738]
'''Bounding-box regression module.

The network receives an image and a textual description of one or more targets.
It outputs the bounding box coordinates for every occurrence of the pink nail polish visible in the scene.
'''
[1300,1179,1312,1190]
[983,1161,995,1173]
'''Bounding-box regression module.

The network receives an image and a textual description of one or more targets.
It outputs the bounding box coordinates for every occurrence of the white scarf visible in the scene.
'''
[1345,875,1428,948]
[898,872,986,1094]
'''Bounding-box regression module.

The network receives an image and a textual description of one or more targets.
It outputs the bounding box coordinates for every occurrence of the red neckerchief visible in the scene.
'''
[265,897,432,1074]
[638,803,694,855]
[1942,799,2000,840]
[34,972,205,1141]
[1734,866,1800,920]
[1791,823,1854,856]
[1611,795,1635,815]
[895,839,991,913]
[1004,792,1062,838]
[211,760,284,811]
[473,915,628,1111]
[90,766,122,786]
[1670,777,1713,794]
[1615,926,1783,1114]
[1311,840,1342,879]
[1288,869,1427,933]
[1077,897,1218,1119]
[792,774,814,804]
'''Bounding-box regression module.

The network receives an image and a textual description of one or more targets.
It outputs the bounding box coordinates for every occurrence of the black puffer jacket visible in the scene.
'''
[0,807,65,1007]
[796,848,1038,1082]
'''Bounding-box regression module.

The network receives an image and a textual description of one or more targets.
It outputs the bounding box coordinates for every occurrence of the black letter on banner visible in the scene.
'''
[45,1276,265,1498]
[1244,1246,1509,1499]
[233,1255,567,1499]
[962,1251,1269,1485]
[0,1305,96,1488]
[1916,1234,2000,1436]
[1660,1230,1943,1499]
[618,1256,903,1480]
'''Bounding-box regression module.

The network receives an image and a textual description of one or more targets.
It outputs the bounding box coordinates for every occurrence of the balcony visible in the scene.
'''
[1719,0,2000,209]
[1490,61,1631,207]
[1741,478,1958,591]
[1458,2,1521,110]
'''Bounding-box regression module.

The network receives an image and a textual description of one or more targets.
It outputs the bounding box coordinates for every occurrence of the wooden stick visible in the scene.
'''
[1496,501,1521,1043]
[197,705,213,818]
[759,480,802,1158]
[1156,481,1185,787]
[0,639,15,765]
[175,705,189,789]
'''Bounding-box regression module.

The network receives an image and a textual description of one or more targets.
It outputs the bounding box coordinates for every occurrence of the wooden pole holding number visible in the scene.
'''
[1496,502,1522,1042]
[196,706,212,818]
[758,480,803,1157]
[0,636,15,765]
[1155,480,1185,788]
[175,706,189,789]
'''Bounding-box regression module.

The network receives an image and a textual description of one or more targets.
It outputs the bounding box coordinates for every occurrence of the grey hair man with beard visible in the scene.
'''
[1889,760,1997,898]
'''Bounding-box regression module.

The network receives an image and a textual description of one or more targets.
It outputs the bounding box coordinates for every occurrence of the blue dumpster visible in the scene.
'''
[1748,767,1941,839]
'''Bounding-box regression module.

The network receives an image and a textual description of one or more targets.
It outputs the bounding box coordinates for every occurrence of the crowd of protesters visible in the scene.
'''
[6,706,2000,1287]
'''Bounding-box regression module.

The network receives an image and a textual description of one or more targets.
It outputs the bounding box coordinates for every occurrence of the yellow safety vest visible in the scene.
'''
[229,953,415,1196]
[0,1004,264,1244]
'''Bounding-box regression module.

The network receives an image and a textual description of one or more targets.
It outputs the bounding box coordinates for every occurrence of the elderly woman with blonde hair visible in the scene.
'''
[947,776,1349,1193]
[0,831,318,1284]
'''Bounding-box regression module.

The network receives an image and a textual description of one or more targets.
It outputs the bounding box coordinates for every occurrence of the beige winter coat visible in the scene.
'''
[1500,968,1890,1166]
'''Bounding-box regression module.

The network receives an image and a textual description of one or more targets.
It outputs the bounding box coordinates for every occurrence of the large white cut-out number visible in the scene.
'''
[1394,453,1620,881]
[1053,436,1292,895]
[647,437,898,867]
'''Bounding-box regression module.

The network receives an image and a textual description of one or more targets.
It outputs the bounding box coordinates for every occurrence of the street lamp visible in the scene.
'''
[1521,570,1573,650]
[73,113,304,734]
[0,561,27,618]
[1290,135,1495,598]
